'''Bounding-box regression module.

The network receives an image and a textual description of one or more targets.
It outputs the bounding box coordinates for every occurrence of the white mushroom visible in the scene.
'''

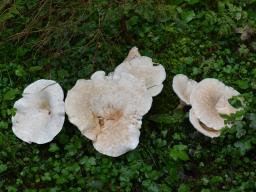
[190,78,240,131]
[189,109,220,138]
[12,79,65,144]
[114,47,166,97]
[65,71,152,157]
[172,74,197,105]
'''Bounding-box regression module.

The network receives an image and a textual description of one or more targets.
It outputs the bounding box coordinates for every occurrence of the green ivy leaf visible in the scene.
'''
[235,80,250,89]
[16,47,30,57]
[186,0,201,5]
[15,66,27,77]
[247,113,256,128]
[169,144,190,161]
[178,184,190,192]
[149,112,184,124]
[0,163,8,173]
[252,68,256,78]
[234,140,252,155]
[181,10,196,23]
[209,176,223,184]
[79,156,96,167]
[3,89,19,101]
[48,143,60,153]
[29,66,43,72]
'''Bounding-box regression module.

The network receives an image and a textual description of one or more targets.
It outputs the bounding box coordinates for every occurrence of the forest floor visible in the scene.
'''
[0,1,256,191]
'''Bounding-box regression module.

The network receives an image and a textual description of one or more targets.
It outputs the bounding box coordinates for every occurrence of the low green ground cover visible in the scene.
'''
[0,0,256,191]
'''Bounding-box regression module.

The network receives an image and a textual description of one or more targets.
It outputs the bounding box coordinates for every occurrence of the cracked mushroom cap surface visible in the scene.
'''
[172,74,197,105]
[12,79,65,144]
[190,78,240,130]
[189,109,220,138]
[65,71,153,157]
[114,47,166,97]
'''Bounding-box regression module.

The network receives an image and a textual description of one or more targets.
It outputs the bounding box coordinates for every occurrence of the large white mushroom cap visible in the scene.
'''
[65,71,153,157]
[190,78,240,130]
[12,79,65,144]
[114,47,166,97]
[172,74,197,105]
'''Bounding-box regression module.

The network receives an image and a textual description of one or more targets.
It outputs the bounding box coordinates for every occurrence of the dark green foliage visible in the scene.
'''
[1,0,256,191]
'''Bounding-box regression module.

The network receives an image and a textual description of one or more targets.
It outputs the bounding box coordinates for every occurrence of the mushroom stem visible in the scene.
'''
[176,100,187,109]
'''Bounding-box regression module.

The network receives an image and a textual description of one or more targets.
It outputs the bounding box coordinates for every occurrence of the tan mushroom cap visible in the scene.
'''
[90,71,106,81]
[189,109,220,138]
[190,78,240,130]
[172,74,197,105]
[65,71,152,157]
[12,79,65,144]
[124,47,141,62]
[114,47,166,97]
[93,117,141,157]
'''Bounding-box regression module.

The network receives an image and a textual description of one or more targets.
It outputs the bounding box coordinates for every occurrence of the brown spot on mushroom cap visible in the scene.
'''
[94,110,123,134]
[93,116,141,157]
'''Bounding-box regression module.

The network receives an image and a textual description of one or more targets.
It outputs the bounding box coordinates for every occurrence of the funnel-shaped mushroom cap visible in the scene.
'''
[190,78,240,130]
[65,71,152,157]
[189,109,220,138]
[12,80,65,144]
[172,74,197,105]
[114,47,166,97]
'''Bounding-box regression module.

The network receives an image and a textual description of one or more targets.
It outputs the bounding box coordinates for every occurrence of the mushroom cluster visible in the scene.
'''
[10,49,243,157]
[173,75,241,138]
[65,47,166,156]
[11,47,165,157]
